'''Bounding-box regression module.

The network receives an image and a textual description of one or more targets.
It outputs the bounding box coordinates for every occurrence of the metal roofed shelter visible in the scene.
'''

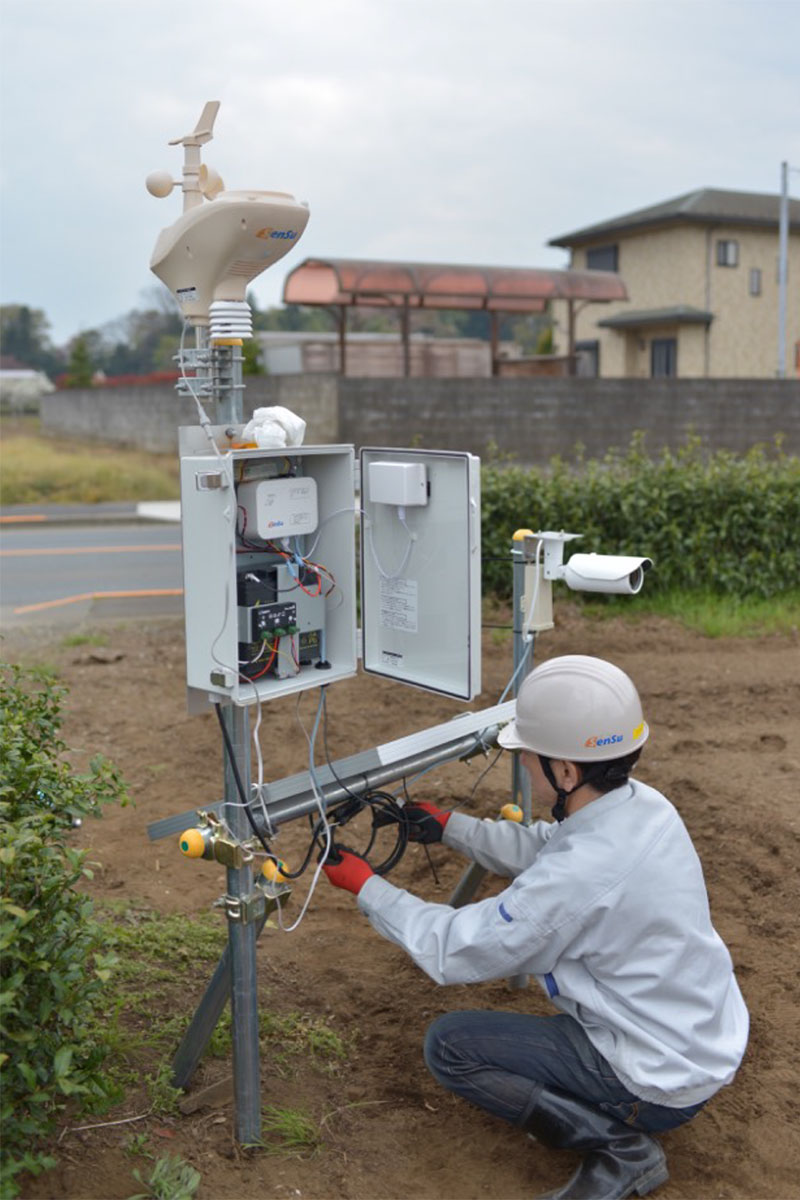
[282,258,628,376]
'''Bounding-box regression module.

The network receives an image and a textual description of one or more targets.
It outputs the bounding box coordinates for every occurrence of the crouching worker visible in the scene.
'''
[322,655,749,1200]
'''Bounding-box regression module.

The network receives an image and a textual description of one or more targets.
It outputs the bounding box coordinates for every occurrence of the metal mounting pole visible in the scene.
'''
[173,329,262,1133]
[197,326,261,1143]
[171,908,268,1090]
[449,539,532,922]
[220,702,261,1143]
[511,544,533,819]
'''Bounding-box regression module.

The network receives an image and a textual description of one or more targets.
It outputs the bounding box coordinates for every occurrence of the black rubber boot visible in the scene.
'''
[524,1085,669,1200]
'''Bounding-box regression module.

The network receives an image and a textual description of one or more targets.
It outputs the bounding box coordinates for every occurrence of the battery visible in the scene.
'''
[237,568,277,607]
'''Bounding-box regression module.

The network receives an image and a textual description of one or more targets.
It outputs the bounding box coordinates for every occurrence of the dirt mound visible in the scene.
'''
[10,608,800,1200]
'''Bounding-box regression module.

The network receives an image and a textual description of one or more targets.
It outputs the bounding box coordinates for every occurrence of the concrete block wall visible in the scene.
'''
[40,376,799,464]
[337,378,800,462]
[39,375,340,453]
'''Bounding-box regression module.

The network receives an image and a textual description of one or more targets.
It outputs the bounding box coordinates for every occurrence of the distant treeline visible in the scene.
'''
[0,292,550,387]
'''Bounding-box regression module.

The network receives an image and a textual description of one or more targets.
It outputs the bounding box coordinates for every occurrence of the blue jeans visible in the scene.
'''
[423,1010,708,1133]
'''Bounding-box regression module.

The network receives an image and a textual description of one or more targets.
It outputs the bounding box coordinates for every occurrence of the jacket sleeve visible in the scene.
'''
[356,872,560,985]
[443,811,556,878]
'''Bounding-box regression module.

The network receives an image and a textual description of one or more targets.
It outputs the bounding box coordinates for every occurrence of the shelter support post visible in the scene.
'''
[490,311,499,376]
[567,299,576,376]
[338,305,347,376]
[401,298,411,376]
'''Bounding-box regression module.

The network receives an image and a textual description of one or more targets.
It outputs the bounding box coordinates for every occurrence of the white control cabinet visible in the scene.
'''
[179,428,357,706]
[360,448,481,700]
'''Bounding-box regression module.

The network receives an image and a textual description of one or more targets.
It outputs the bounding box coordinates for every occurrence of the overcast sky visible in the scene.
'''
[1,0,798,347]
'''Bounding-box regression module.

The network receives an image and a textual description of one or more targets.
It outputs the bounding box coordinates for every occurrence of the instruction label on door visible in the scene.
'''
[379,577,418,633]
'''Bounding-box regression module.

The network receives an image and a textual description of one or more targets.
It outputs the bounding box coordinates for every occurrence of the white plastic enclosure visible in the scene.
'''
[360,447,481,700]
[179,428,357,706]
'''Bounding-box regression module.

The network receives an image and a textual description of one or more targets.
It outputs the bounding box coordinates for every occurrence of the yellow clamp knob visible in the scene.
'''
[500,803,524,823]
[262,858,290,884]
[179,828,207,859]
[512,528,535,542]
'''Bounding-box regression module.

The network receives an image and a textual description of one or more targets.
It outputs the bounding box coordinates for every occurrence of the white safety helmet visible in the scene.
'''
[498,655,649,762]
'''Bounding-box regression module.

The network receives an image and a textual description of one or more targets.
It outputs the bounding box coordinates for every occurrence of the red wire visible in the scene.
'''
[248,641,278,680]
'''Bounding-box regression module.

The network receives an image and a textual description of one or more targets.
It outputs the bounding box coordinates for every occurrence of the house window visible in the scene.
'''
[586,244,619,272]
[716,239,739,267]
[651,338,677,378]
[749,267,762,296]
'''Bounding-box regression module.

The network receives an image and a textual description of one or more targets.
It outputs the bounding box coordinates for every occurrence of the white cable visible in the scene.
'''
[499,636,534,704]
[365,507,415,581]
[274,690,332,934]
[305,505,357,560]
[179,320,227,468]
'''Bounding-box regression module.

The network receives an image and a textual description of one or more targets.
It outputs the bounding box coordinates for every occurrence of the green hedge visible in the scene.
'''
[481,436,800,600]
[0,665,128,1198]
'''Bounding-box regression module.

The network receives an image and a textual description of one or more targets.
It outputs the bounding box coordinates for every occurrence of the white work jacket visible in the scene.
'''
[357,780,749,1107]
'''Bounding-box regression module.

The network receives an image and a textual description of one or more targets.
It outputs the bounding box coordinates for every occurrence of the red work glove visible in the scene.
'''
[403,801,452,844]
[322,845,375,895]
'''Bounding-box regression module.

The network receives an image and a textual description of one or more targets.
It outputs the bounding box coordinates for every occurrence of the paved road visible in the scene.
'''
[0,515,184,628]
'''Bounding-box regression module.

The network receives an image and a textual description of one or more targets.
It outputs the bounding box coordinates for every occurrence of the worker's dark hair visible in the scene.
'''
[578,748,642,795]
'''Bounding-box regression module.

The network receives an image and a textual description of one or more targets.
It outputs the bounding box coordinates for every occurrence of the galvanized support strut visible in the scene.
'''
[449,538,532,940]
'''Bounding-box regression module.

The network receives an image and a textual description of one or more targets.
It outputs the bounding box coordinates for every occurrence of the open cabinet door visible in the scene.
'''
[360,447,481,701]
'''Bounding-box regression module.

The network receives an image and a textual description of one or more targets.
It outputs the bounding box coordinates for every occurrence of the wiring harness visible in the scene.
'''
[214,702,411,881]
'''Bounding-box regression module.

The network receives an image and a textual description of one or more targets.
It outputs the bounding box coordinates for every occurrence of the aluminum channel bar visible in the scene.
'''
[148,700,515,843]
[261,725,505,829]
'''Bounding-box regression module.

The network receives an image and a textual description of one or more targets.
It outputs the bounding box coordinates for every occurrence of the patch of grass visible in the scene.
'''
[577,588,800,638]
[60,632,110,648]
[130,1153,201,1200]
[123,1130,153,1158]
[102,905,227,976]
[144,1061,184,1117]
[259,1010,351,1074]
[0,425,179,505]
[257,1105,322,1156]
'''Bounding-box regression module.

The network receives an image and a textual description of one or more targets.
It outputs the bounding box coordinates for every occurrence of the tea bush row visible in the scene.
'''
[0,665,128,1198]
[481,437,800,600]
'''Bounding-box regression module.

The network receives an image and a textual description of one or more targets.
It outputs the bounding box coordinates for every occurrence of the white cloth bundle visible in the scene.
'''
[240,406,306,448]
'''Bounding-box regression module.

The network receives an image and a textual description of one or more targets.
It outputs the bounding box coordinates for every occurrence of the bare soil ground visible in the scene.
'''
[9,607,800,1200]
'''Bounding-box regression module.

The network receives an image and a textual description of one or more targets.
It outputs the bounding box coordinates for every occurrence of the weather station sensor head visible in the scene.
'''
[146,101,310,327]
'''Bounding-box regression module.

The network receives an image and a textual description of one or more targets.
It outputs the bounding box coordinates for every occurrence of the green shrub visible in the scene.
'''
[0,664,129,1198]
[481,435,800,600]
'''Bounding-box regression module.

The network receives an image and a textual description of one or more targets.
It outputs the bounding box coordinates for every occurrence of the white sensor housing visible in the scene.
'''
[237,477,318,539]
[527,532,653,597]
[368,461,428,507]
[561,553,653,595]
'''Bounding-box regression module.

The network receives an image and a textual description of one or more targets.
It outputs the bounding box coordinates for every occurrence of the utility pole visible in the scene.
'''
[778,161,789,379]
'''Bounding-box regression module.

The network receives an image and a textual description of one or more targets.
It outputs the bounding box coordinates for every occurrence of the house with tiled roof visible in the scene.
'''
[548,188,800,378]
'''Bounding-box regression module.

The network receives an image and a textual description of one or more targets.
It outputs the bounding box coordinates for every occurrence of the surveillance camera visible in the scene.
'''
[560,553,653,595]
